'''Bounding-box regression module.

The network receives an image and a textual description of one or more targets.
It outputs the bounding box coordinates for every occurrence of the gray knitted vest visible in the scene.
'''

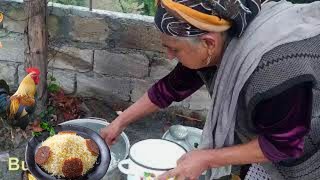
[236,34,320,137]
[199,34,320,179]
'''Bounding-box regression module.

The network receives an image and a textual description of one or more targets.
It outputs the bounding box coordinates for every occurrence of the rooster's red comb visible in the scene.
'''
[26,67,40,75]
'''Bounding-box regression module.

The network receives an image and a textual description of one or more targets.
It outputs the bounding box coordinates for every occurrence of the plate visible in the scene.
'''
[25,124,111,180]
[60,118,130,173]
[162,126,202,152]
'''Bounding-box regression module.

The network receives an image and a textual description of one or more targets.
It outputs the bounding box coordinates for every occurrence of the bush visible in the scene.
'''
[139,0,156,16]
[51,0,86,6]
[119,0,156,16]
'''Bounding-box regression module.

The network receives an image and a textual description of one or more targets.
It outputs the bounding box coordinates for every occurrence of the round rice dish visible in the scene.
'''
[35,132,99,178]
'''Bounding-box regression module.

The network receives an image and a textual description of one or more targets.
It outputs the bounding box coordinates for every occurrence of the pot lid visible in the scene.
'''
[129,139,186,170]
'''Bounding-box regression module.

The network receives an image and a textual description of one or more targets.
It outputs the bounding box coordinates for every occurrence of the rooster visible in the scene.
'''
[0,67,40,132]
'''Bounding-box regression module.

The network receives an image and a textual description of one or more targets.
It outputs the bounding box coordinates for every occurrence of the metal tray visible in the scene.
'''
[162,126,202,152]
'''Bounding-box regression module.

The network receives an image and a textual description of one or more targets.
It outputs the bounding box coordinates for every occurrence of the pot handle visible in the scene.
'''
[118,159,135,176]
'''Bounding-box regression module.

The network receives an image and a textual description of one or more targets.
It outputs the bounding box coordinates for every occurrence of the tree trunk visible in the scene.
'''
[24,0,48,115]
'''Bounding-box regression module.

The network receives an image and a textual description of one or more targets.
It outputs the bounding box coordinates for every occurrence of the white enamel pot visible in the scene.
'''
[118,139,187,180]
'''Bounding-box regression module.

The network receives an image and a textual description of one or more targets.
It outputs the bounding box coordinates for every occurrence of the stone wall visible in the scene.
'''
[0,0,210,117]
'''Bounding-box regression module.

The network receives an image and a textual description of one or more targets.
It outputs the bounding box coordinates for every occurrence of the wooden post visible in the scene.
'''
[89,0,93,11]
[24,0,48,114]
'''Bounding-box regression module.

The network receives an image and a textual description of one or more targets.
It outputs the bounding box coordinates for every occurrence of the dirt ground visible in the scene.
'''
[82,97,205,145]
[0,96,205,151]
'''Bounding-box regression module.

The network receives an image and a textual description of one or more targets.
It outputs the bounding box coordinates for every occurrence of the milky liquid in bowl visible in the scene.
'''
[109,152,120,170]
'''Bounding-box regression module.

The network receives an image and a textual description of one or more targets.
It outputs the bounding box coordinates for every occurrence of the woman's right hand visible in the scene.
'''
[100,121,126,146]
[99,93,159,146]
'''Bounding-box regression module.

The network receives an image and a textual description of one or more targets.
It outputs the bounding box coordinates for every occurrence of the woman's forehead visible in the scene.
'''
[160,34,184,47]
[161,33,175,41]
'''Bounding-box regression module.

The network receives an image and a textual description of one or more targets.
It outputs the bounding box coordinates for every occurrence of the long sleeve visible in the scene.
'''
[253,83,313,162]
[147,63,205,108]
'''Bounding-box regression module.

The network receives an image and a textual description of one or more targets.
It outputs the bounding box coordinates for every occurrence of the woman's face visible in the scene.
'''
[160,33,223,69]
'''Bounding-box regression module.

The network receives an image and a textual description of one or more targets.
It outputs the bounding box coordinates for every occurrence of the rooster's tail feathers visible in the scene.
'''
[9,98,19,119]
[9,95,35,119]
[10,95,35,106]
[0,94,9,113]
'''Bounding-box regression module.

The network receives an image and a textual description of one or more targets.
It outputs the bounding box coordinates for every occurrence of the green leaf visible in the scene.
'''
[49,128,56,136]
[48,83,60,93]
[144,172,150,177]
[39,112,45,119]
[40,122,50,130]
[47,106,55,114]
[49,75,56,81]
[32,132,41,137]
[32,121,55,137]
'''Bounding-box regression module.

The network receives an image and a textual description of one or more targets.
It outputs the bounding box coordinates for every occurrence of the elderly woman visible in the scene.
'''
[100,0,320,179]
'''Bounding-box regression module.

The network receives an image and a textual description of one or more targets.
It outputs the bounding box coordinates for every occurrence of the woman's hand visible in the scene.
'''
[157,138,269,180]
[157,150,210,180]
[100,93,160,146]
[100,120,125,146]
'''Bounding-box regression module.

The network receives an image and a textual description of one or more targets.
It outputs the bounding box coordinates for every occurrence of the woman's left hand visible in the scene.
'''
[156,150,210,180]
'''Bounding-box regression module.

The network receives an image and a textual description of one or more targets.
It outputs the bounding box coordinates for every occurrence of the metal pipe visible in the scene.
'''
[89,0,92,11]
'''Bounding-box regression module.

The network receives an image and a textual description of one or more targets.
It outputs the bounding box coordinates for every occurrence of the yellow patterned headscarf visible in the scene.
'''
[154,0,261,37]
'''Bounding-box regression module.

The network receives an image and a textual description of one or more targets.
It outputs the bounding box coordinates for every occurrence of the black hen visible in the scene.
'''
[0,80,9,116]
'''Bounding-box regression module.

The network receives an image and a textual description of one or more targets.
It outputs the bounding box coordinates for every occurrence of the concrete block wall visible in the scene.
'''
[0,0,210,116]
